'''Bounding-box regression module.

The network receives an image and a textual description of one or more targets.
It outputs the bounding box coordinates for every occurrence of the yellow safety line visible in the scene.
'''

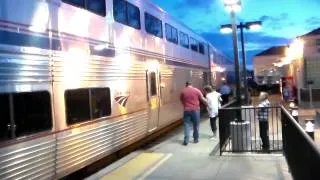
[101,153,168,180]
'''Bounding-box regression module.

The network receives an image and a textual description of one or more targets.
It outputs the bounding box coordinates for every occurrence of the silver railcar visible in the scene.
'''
[0,0,229,179]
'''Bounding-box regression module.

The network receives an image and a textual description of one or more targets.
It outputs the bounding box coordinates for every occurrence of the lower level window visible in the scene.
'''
[0,91,52,142]
[65,87,111,125]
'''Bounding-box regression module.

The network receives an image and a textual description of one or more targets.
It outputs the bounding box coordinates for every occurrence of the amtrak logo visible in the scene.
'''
[115,95,129,107]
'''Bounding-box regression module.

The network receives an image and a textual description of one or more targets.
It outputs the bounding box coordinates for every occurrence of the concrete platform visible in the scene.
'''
[85,117,292,180]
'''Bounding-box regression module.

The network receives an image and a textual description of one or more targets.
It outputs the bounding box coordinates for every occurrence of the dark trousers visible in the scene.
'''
[210,117,217,135]
[221,94,229,105]
[259,121,269,150]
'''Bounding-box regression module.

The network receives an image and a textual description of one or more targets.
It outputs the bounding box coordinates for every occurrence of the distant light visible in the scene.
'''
[221,77,226,81]
[276,81,280,84]
[289,102,295,108]
[292,109,299,117]
[94,44,106,51]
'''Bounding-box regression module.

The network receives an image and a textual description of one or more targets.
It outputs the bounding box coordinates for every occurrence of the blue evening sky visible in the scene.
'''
[150,0,320,69]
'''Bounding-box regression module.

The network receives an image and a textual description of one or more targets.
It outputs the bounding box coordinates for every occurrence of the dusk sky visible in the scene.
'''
[151,0,320,69]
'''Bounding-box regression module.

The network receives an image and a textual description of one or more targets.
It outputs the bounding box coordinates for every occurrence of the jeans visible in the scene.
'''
[210,117,217,135]
[183,110,200,143]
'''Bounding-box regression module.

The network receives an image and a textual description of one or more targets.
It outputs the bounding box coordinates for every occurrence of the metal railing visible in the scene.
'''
[281,106,320,180]
[219,105,282,155]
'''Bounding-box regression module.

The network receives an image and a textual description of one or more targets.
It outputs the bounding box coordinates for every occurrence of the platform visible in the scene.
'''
[85,116,292,180]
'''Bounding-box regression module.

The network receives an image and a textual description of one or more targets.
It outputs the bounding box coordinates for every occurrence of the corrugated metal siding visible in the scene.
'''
[0,135,56,180]
[0,46,51,85]
[51,55,147,82]
[56,111,148,178]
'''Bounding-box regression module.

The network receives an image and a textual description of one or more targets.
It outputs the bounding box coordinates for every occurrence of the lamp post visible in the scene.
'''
[222,0,242,107]
[220,21,262,105]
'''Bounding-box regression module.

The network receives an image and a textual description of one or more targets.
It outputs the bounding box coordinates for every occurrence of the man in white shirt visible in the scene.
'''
[204,85,222,139]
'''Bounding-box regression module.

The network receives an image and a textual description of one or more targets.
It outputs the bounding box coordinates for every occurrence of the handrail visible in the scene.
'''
[221,99,237,108]
[281,105,320,156]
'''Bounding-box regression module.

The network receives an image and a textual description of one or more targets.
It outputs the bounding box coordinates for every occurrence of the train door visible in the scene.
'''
[146,70,160,132]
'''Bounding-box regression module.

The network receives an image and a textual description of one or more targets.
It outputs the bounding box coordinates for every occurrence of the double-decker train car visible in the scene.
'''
[0,0,230,179]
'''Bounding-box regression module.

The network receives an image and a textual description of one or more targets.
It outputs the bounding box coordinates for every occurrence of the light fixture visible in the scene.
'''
[220,25,232,34]
[94,44,107,51]
[246,21,262,31]
[223,0,242,12]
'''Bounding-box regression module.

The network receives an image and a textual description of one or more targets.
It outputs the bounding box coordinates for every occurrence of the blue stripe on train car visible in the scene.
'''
[0,30,62,50]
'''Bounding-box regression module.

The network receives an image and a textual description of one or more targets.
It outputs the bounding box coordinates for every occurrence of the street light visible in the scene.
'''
[222,0,242,107]
[223,0,242,12]
[220,21,262,105]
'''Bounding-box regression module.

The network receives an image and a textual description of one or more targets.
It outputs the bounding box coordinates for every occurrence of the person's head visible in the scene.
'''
[204,85,213,93]
[185,81,192,87]
[259,92,268,101]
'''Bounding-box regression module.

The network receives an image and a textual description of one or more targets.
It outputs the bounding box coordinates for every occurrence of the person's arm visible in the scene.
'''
[198,90,207,106]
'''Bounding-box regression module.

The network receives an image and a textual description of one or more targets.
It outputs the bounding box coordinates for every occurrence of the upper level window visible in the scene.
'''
[86,0,106,16]
[145,12,163,38]
[179,31,189,48]
[165,23,178,44]
[62,0,106,16]
[63,0,85,7]
[316,39,320,45]
[65,87,111,125]
[0,91,52,142]
[190,37,198,52]
[199,42,205,54]
[113,0,141,29]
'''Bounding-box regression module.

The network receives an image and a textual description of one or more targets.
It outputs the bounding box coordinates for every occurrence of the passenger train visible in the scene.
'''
[0,0,230,179]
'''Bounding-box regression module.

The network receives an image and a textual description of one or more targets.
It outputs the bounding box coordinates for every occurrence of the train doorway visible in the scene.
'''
[146,70,160,132]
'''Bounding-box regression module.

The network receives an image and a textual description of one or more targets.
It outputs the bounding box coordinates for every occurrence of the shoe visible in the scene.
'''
[183,142,188,146]
[210,136,216,140]
[194,140,199,143]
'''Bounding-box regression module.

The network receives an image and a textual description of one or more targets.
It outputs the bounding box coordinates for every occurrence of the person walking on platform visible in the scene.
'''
[257,92,270,152]
[204,85,222,139]
[180,81,207,146]
[220,82,231,105]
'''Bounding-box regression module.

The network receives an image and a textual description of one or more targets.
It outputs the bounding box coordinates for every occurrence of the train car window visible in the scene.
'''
[113,0,140,29]
[127,3,141,29]
[63,0,106,17]
[13,91,52,137]
[113,0,127,24]
[65,89,91,125]
[165,23,178,44]
[165,24,172,42]
[150,72,157,96]
[172,27,178,44]
[145,13,163,38]
[199,42,205,54]
[86,0,106,16]
[179,31,189,48]
[0,94,10,141]
[62,0,85,8]
[91,88,111,119]
[190,37,198,52]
